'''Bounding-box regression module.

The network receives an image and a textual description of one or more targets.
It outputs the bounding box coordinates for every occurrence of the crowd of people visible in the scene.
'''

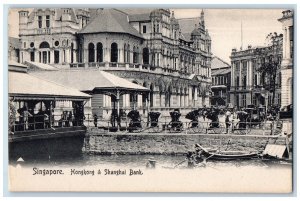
[11,105,85,132]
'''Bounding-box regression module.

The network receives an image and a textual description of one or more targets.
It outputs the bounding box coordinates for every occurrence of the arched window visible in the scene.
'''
[39,41,50,49]
[127,44,130,63]
[133,46,137,63]
[71,43,74,63]
[150,84,154,107]
[124,44,127,62]
[96,42,103,62]
[143,48,149,64]
[88,43,95,62]
[111,43,118,62]
[136,47,139,63]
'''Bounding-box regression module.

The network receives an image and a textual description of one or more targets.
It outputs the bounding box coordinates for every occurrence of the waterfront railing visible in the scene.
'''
[10,113,283,136]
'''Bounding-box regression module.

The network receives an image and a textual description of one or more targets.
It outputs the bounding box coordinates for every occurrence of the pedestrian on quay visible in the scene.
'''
[225,110,231,134]
[22,106,33,130]
[68,111,73,127]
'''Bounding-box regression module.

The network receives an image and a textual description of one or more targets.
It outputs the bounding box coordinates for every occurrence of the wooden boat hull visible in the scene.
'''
[194,143,259,161]
[201,151,259,160]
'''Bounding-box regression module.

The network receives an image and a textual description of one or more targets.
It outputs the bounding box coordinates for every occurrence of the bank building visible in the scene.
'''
[13,8,212,118]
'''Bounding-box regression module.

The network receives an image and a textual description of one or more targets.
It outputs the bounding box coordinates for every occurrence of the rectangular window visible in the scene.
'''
[268,95,272,106]
[253,95,257,106]
[46,15,50,28]
[242,94,247,107]
[254,74,258,86]
[143,25,146,33]
[243,75,247,89]
[30,52,35,62]
[236,94,239,108]
[38,16,42,28]
[289,26,293,57]
[54,50,60,64]
[277,94,281,106]
[236,76,239,90]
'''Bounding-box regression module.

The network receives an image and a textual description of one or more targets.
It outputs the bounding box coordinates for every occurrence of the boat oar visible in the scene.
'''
[173,158,187,169]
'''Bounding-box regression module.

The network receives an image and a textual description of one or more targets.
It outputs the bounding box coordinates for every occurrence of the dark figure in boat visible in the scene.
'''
[186,148,207,168]
[148,112,161,127]
[186,109,201,128]
[169,109,183,131]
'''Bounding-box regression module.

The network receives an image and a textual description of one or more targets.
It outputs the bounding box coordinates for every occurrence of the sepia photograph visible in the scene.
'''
[6,5,294,193]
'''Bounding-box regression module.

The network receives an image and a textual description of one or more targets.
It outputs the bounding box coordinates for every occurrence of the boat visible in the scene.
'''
[194,144,259,161]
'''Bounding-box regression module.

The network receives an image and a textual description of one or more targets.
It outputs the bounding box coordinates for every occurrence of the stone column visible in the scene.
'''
[120,47,124,63]
[185,94,189,107]
[286,28,290,59]
[188,87,193,106]
[177,94,180,107]
[137,95,142,107]
[35,51,39,63]
[83,48,88,63]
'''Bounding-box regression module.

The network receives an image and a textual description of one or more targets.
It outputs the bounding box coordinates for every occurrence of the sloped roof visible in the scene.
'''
[9,71,91,100]
[9,61,28,73]
[9,60,27,68]
[211,68,231,76]
[79,9,143,39]
[30,70,149,92]
[178,17,200,34]
[128,13,150,22]
[26,61,59,71]
[211,56,231,69]
[180,32,192,42]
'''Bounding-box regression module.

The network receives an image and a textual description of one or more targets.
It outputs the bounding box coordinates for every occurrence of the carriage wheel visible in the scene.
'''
[212,126,224,134]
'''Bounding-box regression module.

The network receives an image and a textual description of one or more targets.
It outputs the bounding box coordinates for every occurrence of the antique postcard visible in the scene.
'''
[7,6,294,193]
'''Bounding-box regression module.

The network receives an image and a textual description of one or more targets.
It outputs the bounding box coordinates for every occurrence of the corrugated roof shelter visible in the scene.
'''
[263,144,289,159]
[30,70,149,93]
[9,71,91,101]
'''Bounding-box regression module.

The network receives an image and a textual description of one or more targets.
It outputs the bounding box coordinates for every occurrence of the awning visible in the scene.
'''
[30,70,150,94]
[9,71,91,101]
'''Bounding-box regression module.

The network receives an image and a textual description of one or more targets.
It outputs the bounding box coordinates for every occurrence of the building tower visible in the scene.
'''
[278,10,293,107]
[18,10,29,37]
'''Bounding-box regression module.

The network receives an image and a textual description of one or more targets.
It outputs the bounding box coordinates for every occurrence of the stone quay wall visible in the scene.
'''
[84,130,287,155]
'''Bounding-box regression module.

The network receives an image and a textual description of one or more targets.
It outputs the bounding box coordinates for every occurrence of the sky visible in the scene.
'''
[8,8,285,63]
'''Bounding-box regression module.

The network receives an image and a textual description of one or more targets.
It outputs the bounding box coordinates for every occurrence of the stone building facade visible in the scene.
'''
[17,8,212,117]
[230,43,282,109]
[278,10,293,107]
[210,56,231,106]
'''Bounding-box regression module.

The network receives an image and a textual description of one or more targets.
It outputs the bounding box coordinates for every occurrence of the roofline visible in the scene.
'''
[212,56,231,67]
[9,93,90,100]
[78,31,144,40]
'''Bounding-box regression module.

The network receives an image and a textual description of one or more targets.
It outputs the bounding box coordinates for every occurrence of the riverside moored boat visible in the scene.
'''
[194,144,259,161]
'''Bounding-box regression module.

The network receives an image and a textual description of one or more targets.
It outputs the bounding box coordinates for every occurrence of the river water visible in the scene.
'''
[13,153,292,170]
